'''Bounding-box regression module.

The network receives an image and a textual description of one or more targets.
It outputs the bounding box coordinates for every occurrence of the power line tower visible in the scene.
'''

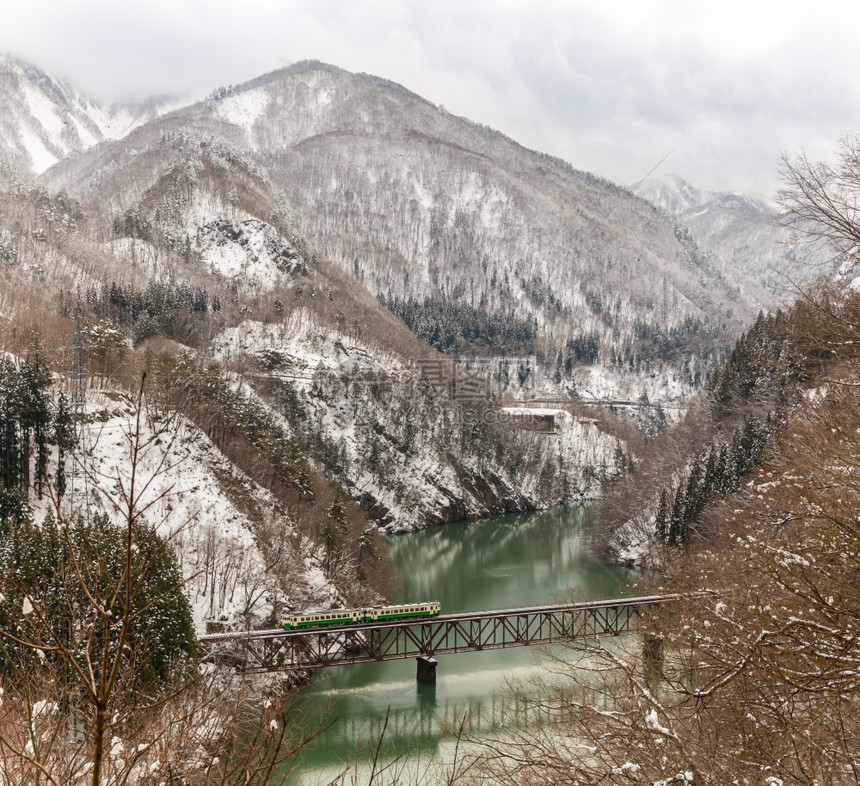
[69,330,91,520]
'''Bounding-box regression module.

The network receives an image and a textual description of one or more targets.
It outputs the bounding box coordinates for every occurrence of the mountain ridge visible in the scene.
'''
[28,58,772,409]
[0,52,777,629]
[634,171,807,291]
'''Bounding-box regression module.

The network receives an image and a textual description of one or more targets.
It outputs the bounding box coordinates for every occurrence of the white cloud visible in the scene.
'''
[1,0,859,195]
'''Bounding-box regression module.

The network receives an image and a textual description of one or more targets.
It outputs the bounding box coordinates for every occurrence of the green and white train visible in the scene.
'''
[282,601,441,629]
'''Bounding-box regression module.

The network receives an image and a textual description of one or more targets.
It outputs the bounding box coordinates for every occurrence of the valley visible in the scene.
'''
[0,53,774,633]
[2,44,857,784]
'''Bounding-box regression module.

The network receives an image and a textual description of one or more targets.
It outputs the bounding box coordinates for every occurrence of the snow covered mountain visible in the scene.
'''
[0,53,775,630]
[41,60,769,409]
[635,172,804,292]
[0,53,178,175]
[0,117,622,631]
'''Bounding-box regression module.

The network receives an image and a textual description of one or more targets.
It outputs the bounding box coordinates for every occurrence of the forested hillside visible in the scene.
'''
[599,135,860,567]
[0,81,633,647]
[484,278,860,782]
[0,54,785,646]
[1,45,858,786]
[39,60,770,406]
[506,134,860,785]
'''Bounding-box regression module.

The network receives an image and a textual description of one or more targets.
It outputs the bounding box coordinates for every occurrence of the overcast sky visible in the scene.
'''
[2,0,857,197]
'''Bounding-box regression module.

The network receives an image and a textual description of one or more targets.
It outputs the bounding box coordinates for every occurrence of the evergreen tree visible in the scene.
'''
[668,481,686,546]
[0,355,51,496]
[716,442,733,493]
[53,391,74,502]
[319,498,351,576]
[683,455,706,526]
[0,512,196,687]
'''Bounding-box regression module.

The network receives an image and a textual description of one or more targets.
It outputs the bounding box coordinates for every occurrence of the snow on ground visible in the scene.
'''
[573,363,692,409]
[21,81,65,142]
[31,388,336,633]
[214,88,271,142]
[411,179,435,210]
[102,238,171,281]
[68,114,99,148]
[213,310,399,378]
[19,127,58,174]
[98,98,190,141]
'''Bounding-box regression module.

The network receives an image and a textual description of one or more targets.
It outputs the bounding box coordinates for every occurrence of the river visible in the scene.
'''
[288,504,645,783]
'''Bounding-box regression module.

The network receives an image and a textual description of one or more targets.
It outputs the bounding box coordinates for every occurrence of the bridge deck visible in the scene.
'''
[199,594,678,674]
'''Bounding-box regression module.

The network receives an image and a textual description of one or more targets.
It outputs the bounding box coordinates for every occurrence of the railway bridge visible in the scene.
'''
[198,594,678,684]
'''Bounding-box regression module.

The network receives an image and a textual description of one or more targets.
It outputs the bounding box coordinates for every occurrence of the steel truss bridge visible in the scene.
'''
[199,594,678,682]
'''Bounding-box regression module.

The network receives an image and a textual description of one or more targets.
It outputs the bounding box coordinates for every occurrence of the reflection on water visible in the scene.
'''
[290,505,645,782]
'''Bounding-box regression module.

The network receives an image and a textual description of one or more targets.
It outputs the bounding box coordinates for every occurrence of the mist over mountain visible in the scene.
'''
[635,172,809,293]
[0,53,775,630]
[0,53,183,176]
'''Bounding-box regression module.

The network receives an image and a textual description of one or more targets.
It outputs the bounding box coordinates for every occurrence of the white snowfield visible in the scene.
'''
[213,88,271,141]
[33,390,335,635]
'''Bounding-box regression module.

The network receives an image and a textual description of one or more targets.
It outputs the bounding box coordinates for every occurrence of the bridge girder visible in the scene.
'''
[199,595,677,674]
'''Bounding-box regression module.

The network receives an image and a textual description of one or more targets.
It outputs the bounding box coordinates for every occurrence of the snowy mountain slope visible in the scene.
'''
[0,154,397,621]
[0,53,184,177]
[212,312,621,532]
[0,55,781,590]
[29,388,339,634]
[635,172,807,293]
[209,63,768,379]
[0,54,107,174]
[37,60,768,409]
[2,122,630,560]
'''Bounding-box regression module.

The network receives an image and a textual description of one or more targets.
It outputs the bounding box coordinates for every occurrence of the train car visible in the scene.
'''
[365,602,441,622]
[281,609,363,629]
[282,601,440,629]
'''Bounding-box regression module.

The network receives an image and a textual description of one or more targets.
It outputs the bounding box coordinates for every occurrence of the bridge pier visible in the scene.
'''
[416,655,437,685]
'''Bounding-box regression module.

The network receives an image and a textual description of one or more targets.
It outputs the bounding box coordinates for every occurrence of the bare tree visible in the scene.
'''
[0,376,324,784]
[777,134,860,269]
[461,304,860,784]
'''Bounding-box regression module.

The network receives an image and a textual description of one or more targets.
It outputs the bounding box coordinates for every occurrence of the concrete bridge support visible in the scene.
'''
[416,655,437,684]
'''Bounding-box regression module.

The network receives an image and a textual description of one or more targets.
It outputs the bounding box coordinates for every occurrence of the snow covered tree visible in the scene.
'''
[654,488,669,542]
[0,354,51,500]
[0,379,198,784]
[0,511,196,687]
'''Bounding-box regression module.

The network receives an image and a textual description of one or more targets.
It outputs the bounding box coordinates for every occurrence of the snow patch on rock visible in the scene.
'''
[196,218,305,289]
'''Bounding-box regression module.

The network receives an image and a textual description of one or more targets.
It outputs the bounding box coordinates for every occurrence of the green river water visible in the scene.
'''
[289,504,645,783]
